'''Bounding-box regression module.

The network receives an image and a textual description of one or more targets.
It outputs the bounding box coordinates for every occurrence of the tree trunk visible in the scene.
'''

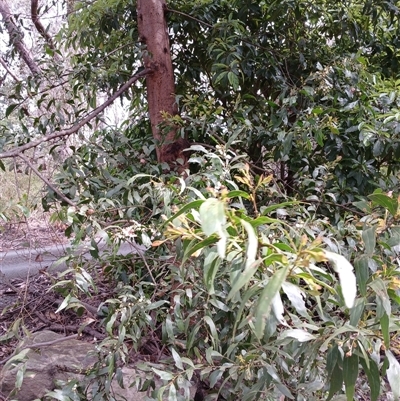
[0,0,40,76]
[137,0,189,168]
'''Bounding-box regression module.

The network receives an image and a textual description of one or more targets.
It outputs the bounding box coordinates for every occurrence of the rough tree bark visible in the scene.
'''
[31,0,55,50]
[137,0,189,168]
[0,0,41,76]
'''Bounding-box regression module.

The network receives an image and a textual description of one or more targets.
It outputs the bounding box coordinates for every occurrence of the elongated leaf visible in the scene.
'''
[171,348,183,370]
[327,362,343,401]
[199,198,226,236]
[380,312,390,348]
[343,353,359,401]
[227,259,262,301]
[250,216,280,227]
[262,201,300,215]
[279,329,316,342]
[204,252,221,295]
[354,256,369,297]
[368,193,398,216]
[162,200,204,227]
[5,103,18,117]
[182,235,218,264]
[324,251,357,308]
[360,357,380,401]
[152,368,173,381]
[282,282,310,318]
[241,219,258,269]
[327,344,340,377]
[370,278,391,318]
[225,190,251,199]
[254,265,290,338]
[349,298,365,327]
[362,226,376,256]
[271,292,288,326]
[386,350,400,399]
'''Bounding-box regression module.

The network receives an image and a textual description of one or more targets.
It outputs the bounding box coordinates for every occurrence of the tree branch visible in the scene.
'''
[0,0,41,76]
[19,153,76,206]
[0,57,20,82]
[0,68,152,159]
[31,0,55,50]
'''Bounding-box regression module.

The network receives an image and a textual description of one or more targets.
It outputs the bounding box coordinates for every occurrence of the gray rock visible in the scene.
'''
[0,330,96,400]
[0,331,196,401]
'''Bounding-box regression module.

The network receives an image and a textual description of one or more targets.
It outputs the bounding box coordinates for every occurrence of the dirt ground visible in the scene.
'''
[0,213,67,253]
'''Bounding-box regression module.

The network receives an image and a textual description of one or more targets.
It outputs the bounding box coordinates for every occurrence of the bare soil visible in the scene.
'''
[0,213,67,252]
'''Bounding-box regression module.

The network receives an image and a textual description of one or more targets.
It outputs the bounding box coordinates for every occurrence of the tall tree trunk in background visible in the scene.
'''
[137,0,189,169]
[0,0,40,76]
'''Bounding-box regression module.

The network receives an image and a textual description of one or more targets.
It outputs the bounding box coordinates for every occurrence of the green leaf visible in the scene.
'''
[386,351,400,399]
[199,198,226,236]
[349,298,365,327]
[171,347,183,370]
[262,201,299,215]
[5,103,18,117]
[225,190,251,199]
[204,252,221,295]
[354,256,369,297]
[152,367,174,381]
[327,361,343,401]
[182,235,219,263]
[362,226,376,256]
[343,353,359,401]
[360,357,380,401]
[162,200,204,227]
[254,265,290,338]
[278,329,316,342]
[370,278,391,318]
[227,259,262,301]
[368,193,398,216]
[228,71,239,90]
[281,282,310,318]
[55,294,71,313]
[241,219,258,268]
[327,344,340,377]
[380,312,390,348]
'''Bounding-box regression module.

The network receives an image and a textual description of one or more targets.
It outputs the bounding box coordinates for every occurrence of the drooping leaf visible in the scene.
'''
[380,312,390,348]
[324,251,357,308]
[386,351,400,400]
[278,329,316,342]
[241,219,258,269]
[360,357,380,401]
[199,198,226,236]
[368,193,398,216]
[343,353,359,401]
[362,226,376,256]
[327,361,343,401]
[282,281,310,318]
[254,265,290,338]
[354,255,370,297]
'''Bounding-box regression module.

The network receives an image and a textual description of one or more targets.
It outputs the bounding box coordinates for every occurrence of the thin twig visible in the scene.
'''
[0,58,20,82]
[127,239,156,285]
[18,153,76,207]
[0,68,152,160]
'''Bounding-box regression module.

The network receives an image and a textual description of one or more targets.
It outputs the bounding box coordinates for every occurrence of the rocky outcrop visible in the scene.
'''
[0,330,196,401]
[0,330,96,400]
[0,331,150,400]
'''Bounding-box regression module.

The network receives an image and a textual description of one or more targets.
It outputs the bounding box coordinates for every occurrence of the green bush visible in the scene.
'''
[45,143,400,400]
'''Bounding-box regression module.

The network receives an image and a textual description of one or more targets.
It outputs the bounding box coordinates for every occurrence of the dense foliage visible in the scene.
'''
[1,0,400,400]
